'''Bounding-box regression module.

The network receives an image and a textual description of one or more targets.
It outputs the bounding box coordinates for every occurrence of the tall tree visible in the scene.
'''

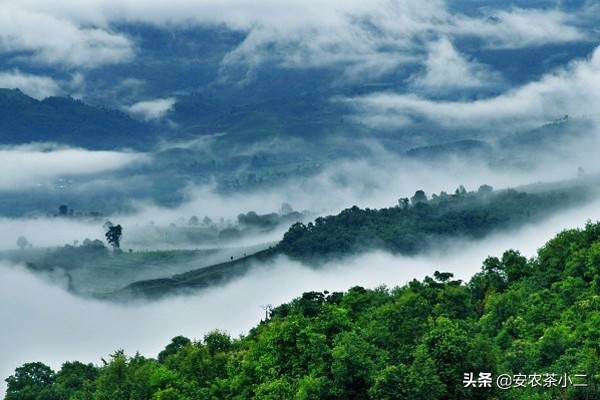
[5,362,57,400]
[105,225,123,253]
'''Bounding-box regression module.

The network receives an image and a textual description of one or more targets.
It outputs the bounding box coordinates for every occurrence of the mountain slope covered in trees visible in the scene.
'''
[111,181,594,299]
[278,186,589,260]
[0,89,158,150]
[5,221,600,399]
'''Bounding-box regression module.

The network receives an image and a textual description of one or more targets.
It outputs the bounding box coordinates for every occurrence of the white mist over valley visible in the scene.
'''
[1,1,600,398]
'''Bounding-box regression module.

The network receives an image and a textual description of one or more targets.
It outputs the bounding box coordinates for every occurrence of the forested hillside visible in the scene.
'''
[278,185,589,260]
[109,183,592,299]
[2,2,600,399]
[0,89,157,150]
[6,221,600,399]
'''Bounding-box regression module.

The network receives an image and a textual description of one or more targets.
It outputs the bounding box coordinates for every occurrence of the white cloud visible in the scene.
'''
[408,37,503,94]
[0,69,60,99]
[125,97,176,121]
[346,44,600,132]
[0,144,149,191]
[451,7,587,49]
[0,217,106,251]
[0,1,591,78]
[215,0,443,80]
[0,2,134,68]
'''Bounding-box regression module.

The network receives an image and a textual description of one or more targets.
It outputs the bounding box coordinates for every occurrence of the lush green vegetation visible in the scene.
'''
[110,183,593,299]
[6,221,600,399]
[278,185,589,260]
[113,248,277,299]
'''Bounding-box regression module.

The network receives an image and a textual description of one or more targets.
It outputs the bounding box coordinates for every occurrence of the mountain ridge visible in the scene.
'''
[0,89,159,150]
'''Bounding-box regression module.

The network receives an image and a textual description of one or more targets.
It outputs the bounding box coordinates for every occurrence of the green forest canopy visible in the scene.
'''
[5,221,600,399]
[278,185,587,260]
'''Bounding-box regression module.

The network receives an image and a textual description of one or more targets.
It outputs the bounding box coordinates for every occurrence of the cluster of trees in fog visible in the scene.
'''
[278,185,588,260]
[6,221,600,399]
[92,184,593,299]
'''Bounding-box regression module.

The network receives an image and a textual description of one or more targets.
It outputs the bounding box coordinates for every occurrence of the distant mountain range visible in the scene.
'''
[0,89,158,150]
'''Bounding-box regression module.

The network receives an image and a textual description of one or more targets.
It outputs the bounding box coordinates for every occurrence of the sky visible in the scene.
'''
[0,0,598,130]
[346,44,600,132]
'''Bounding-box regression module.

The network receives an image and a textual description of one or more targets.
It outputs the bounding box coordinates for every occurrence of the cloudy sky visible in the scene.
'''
[346,42,600,132]
[0,0,598,130]
[0,0,591,68]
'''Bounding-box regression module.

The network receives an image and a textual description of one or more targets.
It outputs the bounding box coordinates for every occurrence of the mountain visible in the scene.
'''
[105,180,594,299]
[0,89,158,150]
[403,114,600,168]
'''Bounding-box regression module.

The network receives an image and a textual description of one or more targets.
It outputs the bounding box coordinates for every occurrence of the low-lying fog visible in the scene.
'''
[1,138,597,252]
[2,197,600,395]
[0,144,148,191]
[1,112,599,399]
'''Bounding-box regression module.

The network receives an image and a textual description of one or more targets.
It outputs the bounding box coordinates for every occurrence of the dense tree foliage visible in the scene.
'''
[278,186,588,260]
[105,225,123,253]
[7,222,600,399]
